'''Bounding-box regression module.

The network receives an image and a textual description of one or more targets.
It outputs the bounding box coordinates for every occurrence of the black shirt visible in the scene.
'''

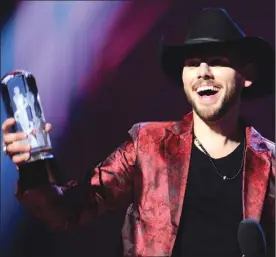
[172,139,244,257]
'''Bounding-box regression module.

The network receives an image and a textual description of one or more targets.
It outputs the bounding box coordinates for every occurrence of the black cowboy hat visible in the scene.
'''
[160,8,275,99]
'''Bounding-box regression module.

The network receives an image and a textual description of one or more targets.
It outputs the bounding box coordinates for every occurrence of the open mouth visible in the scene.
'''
[196,86,220,97]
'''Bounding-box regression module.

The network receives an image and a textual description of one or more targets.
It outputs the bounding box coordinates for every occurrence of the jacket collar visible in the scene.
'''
[169,111,272,155]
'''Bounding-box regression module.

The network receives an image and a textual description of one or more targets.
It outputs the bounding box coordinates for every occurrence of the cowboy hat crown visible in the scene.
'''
[185,8,246,44]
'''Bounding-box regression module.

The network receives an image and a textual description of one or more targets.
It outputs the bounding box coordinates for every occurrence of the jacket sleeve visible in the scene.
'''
[15,124,140,232]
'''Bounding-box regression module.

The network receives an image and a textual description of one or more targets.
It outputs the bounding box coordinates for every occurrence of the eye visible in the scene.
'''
[208,57,230,66]
[185,59,201,67]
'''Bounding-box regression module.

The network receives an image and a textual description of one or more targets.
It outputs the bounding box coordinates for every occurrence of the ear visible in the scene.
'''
[242,62,257,88]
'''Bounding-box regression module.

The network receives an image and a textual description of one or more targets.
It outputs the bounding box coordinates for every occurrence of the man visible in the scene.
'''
[2,8,275,257]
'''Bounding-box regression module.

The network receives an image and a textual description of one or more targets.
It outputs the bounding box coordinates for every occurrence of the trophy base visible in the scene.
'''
[28,148,54,162]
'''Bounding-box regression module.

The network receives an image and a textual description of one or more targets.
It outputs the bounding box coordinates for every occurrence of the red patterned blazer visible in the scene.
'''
[16,112,275,256]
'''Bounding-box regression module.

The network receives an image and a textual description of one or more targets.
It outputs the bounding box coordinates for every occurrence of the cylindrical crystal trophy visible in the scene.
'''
[1,70,59,188]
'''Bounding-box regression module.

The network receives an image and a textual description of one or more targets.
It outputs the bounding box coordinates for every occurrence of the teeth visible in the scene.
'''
[196,86,219,93]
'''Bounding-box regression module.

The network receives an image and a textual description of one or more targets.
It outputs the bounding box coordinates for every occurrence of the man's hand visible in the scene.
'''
[2,118,52,165]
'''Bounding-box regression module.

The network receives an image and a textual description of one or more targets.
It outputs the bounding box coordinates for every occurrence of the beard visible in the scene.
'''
[185,83,242,122]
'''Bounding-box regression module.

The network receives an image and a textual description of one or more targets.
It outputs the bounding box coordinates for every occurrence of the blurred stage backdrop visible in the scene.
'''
[0,1,274,256]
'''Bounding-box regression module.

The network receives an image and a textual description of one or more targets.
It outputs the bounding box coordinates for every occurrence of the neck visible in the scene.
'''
[193,106,243,150]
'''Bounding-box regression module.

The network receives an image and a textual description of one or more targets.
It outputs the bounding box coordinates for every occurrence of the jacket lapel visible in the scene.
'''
[165,113,193,234]
[243,127,271,220]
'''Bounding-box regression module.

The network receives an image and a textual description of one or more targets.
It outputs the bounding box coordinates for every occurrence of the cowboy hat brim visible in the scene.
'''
[160,37,275,99]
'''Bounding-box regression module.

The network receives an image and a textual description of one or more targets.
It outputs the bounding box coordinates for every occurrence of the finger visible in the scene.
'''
[44,123,52,132]
[3,132,27,145]
[6,142,31,154]
[12,152,30,165]
[2,118,16,134]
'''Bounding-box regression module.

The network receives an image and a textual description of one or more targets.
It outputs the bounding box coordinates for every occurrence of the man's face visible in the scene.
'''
[182,53,250,122]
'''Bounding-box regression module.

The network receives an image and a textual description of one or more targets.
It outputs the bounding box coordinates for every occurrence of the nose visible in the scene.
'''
[197,62,214,80]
